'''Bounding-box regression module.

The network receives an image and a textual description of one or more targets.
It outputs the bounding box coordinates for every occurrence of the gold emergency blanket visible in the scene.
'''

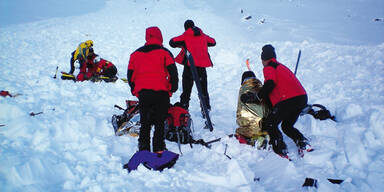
[236,78,269,140]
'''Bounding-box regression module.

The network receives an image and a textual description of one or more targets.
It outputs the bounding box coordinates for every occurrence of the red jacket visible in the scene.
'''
[170,27,216,67]
[96,58,114,74]
[263,59,306,106]
[128,27,176,97]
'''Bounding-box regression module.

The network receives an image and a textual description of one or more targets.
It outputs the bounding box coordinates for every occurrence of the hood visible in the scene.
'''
[145,26,163,45]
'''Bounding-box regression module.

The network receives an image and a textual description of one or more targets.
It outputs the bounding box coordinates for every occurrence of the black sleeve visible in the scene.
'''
[69,51,75,74]
[127,69,135,94]
[258,80,275,100]
[169,38,185,48]
[166,64,179,92]
[240,92,260,104]
[207,41,216,47]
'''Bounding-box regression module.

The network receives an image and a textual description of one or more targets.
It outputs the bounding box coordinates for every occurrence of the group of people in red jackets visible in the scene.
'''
[123,19,309,157]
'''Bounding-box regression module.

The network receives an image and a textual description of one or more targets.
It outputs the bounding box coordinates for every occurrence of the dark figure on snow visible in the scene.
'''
[127,26,178,153]
[69,40,94,75]
[243,44,310,157]
[169,19,216,111]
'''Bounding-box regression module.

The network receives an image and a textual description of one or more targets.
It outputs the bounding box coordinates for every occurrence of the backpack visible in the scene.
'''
[301,104,336,121]
[165,104,193,144]
[112,100,140,136]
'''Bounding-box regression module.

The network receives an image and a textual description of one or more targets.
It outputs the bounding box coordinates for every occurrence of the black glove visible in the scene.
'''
[170,84,178,93]
[240,92,260,104]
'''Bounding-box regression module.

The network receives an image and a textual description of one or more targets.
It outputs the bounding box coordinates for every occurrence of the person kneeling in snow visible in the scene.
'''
[246,44,310,157]
[77,52,117,81]
[236,71,270,149]
[68,40,94,76]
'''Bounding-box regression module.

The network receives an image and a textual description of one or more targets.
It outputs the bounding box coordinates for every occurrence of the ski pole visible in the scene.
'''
[114,104,125,110]
[30,112,43,116]
[246,59,252,71]
[53,66,58,79]
[224,144,232,159]
[294,50,301,75]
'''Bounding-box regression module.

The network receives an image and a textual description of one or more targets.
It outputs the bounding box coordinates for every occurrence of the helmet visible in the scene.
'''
[93,56,101,64]
[85,40,93,47]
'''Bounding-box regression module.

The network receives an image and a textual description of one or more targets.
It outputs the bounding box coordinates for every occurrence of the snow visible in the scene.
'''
[1,0,384,191]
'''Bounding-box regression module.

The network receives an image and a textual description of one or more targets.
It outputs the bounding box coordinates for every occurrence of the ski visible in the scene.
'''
[60,71,120,83]
[185,50,214,131]
[90,75,118,83]
[61,72,76,81]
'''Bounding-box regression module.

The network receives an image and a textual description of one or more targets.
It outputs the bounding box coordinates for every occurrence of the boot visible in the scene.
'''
[270,137,288,156]
[295,137,310,150]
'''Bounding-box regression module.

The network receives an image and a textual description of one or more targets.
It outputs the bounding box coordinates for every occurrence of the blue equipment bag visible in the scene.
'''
[123,150,179,172]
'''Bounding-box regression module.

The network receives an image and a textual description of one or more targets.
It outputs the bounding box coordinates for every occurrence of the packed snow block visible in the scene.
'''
[123,150,179,172]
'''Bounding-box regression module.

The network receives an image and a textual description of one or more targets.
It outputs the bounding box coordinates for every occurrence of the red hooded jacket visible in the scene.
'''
[128,27,177,97]
[263,59,306,106]
[170,27,216,67]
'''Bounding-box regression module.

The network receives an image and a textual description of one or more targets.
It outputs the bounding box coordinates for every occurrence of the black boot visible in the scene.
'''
[269,137,288,156]
[295,137,310,150]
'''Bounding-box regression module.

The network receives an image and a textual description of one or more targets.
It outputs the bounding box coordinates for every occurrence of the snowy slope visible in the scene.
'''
[1,0,384,191]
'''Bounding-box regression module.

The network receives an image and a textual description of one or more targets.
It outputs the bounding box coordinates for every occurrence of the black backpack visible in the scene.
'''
[301,104,336,121]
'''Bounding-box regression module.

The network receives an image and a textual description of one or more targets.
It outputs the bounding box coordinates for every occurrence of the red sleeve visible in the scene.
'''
[170,34,186,48]
[172,34,185,43]
[206,35,216,46]
[128,53,136,70]
[164,51,175,67]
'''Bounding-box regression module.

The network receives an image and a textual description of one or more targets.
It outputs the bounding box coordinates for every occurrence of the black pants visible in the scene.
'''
[265,95,308,143]
[138,89,170,152]
[180,65,210,109]
[69,51,84,74]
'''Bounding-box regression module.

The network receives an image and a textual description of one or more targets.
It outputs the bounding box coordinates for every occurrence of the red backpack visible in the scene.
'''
[165,103,193,145]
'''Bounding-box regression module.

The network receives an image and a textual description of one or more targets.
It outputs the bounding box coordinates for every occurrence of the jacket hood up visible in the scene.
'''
[145,26,163,45]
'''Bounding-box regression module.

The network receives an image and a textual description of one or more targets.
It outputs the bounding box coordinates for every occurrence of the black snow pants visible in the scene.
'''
[138,89,170,152]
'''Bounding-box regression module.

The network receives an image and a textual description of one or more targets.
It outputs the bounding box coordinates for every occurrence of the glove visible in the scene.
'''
[240,92,260,104]
[170,84,178,93]
[130,83,135,96]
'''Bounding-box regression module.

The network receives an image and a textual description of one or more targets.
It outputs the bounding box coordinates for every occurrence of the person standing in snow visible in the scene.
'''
[236,71,270,149]
[127,26,178,153]
[68,40,94,75]
[169,20,216,112]
[244,44,309,157]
